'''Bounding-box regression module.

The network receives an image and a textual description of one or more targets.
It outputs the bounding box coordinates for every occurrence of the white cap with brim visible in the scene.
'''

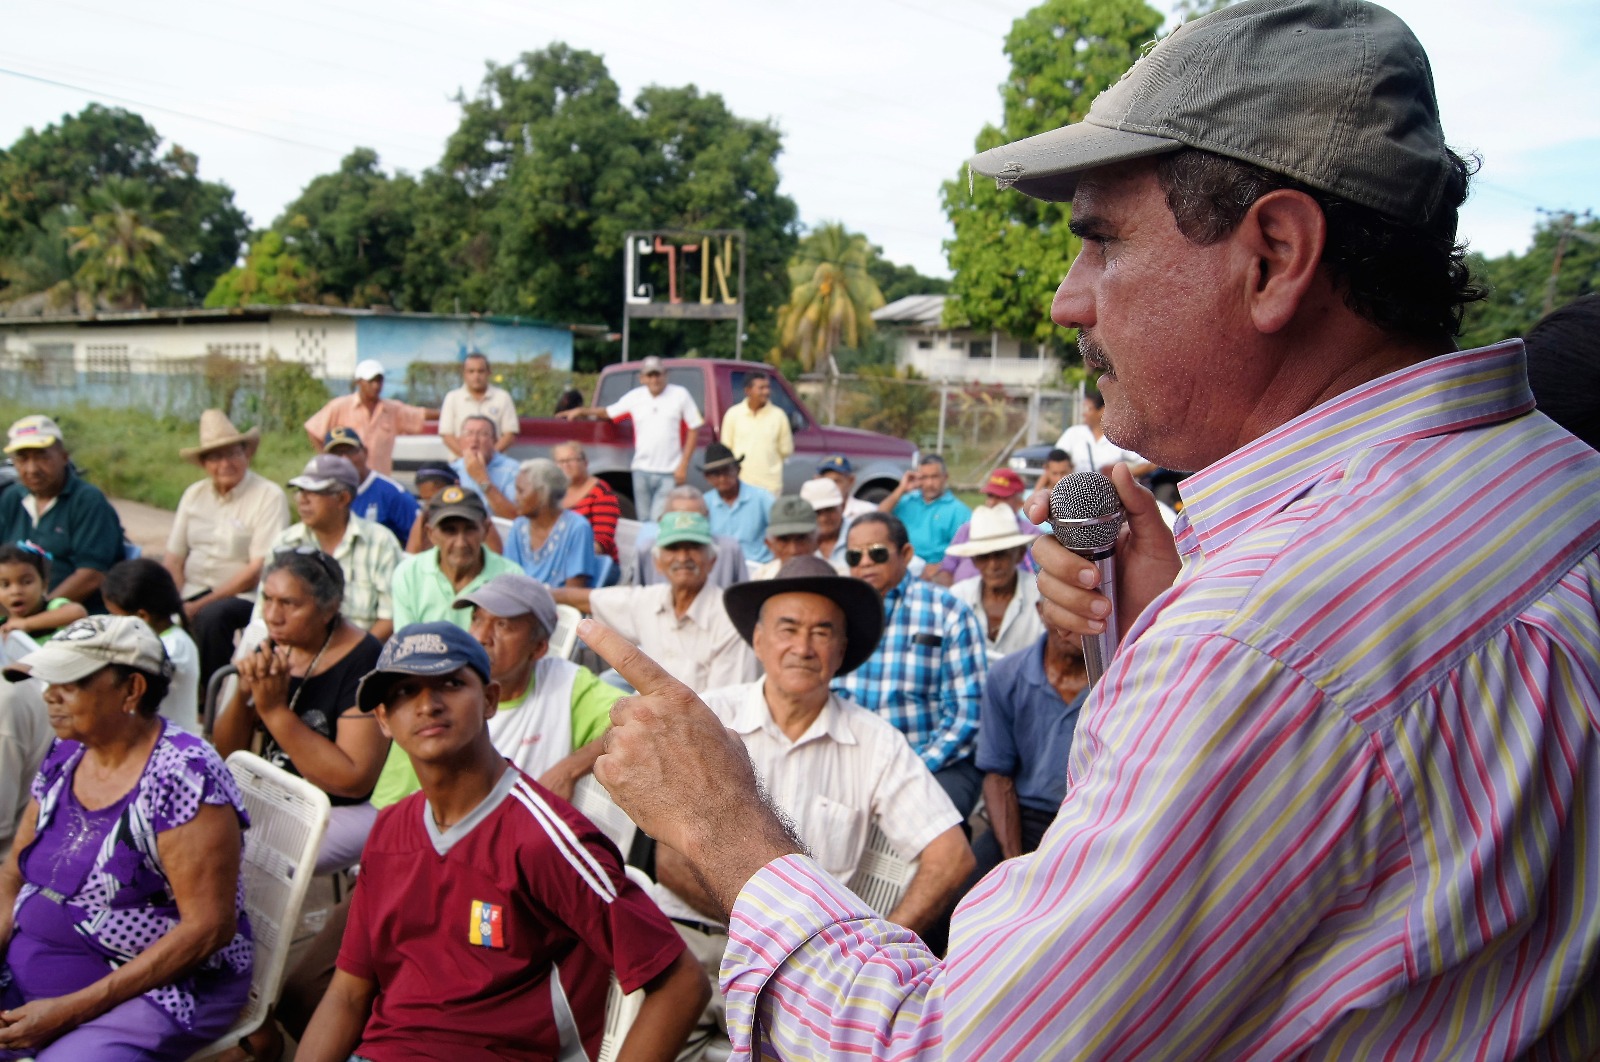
[2,616,170,684]
[354,359,385,381]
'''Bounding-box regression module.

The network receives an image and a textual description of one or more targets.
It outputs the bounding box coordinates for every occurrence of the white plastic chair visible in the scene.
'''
[570,774,638,859]
[188,752,331,1060]
[597,866,655,1062]
[845,823,919,919]
[1,629,39,667]
[550,603,583,661]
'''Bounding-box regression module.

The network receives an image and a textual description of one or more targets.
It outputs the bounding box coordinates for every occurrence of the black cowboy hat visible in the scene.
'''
[722,555,883,675]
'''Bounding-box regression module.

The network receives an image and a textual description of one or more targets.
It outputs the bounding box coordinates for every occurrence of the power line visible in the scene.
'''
[0,66,346,154]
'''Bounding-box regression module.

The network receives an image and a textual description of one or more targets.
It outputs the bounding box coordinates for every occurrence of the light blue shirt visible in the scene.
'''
[705,483,774,563]
[450,452,521,509]
[893,489,971,564]
[505,510,596,588]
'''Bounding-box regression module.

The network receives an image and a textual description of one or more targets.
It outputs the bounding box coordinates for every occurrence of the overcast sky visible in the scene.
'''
[2,0,1596,280]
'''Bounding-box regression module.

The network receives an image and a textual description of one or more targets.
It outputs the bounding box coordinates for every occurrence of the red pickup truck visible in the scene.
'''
[396,358,917,518]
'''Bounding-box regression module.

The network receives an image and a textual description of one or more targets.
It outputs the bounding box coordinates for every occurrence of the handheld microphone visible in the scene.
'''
[1048,472,1123,686]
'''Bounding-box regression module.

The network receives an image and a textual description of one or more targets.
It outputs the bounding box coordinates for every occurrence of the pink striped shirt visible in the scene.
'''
[721,342,1600,1059]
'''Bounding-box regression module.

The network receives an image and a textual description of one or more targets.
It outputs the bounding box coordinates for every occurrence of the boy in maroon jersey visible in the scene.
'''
[297,621,706,1062]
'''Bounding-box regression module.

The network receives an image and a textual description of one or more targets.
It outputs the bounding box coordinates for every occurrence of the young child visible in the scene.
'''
[102,558,201,732]
[0,542,86,642]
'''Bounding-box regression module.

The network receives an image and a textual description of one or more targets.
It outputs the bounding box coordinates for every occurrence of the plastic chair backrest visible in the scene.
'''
[201,664,238,739]
[550,604,583,661]
[492,515,515,543]
[614,518,643,585]
[570,774,638,858]
[1,629,39,668]
[845,823,919,919]
[187,752,331,1061]
[597,866,656,1062]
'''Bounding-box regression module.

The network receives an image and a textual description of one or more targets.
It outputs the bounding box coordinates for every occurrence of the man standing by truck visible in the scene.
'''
[720,373,792,495]
[559,355,703,521]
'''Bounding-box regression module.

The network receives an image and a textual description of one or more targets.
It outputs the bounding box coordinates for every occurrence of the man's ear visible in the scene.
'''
[1236,188,1327,335]
[482,680,501,720]
[374,706,393,740]
[899,543,916,565]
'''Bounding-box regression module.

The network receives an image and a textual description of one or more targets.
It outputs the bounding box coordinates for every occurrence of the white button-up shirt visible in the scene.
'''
[951,572,1045,658]
[655,680,959,923]
[588,583,756,693]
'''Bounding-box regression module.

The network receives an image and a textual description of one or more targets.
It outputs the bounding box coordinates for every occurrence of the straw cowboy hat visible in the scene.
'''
[180,409,261,464]
[943,503,1040,558]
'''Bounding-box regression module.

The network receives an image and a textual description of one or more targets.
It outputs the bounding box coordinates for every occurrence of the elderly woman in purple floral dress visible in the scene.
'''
[0,616,251,1061]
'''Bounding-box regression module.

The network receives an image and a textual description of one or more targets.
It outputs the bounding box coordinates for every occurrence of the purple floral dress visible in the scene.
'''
[0,723,252,1060]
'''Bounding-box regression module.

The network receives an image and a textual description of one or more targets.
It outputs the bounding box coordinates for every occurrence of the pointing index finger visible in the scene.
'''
[579,618,688,699]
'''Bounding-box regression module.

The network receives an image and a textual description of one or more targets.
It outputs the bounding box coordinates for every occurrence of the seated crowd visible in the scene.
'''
[0,399,1108,1060]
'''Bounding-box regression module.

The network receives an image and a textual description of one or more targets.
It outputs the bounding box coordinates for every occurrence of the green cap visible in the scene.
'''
[968,0,1455,231]
[656,511,713,548]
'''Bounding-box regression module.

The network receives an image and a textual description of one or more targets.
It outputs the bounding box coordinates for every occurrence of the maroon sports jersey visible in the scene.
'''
[338,765,683,1061]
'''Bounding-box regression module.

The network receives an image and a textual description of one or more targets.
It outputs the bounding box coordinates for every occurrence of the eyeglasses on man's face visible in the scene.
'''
[845,545,893,567]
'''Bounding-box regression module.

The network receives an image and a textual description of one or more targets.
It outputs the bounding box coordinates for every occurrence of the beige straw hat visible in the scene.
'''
[180,409,261,464]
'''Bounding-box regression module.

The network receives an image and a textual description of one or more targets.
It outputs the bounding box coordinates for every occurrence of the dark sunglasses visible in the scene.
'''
[845,545,893,567]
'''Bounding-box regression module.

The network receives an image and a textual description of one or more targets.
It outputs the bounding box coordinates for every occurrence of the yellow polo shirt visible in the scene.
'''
[720,400,793,495]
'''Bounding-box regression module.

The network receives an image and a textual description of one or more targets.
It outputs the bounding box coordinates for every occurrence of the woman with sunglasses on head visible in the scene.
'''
[212,549,385,873]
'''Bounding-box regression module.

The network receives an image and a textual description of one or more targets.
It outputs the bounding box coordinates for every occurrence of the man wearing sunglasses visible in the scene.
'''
[831,512,987,819]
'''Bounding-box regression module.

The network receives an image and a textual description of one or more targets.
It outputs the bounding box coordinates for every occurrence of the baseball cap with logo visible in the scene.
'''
[816,455,854,475]
[656,511,713,549]
[453,572,560,639]
[767,496,820,538]
[425,484,489,527]
[3,615,171,684]
[288,454,361,493]
[968,0,1458,231]
[982,468,1028,499]
[356,621,492,712]
[5,415,65,454]
[354,359,385,381]
[323,426,364,451]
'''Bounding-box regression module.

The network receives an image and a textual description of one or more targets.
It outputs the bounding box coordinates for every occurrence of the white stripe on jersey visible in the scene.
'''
[510,781,618,904]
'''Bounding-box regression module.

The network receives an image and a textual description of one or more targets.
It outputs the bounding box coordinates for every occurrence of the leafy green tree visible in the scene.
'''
[772,222,885,375]
[941,0,1165,346]
[0,207,90,313]
[1460,214,1600,349]
[274,149,419,308]
[66,178,177,310]
[0,104,247,305]
[204,230,322,307]
[867,248,950,303]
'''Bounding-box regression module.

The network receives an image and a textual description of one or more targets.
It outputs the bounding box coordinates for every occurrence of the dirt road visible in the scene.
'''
[113,498,174,561]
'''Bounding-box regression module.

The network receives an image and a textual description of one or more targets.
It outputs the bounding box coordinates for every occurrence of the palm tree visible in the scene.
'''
[66,177,177,310]
[772,222,885,376]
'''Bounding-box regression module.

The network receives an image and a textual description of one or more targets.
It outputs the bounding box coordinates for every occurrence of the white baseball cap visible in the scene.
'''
[800,477,844,511]
[354,359,385,381]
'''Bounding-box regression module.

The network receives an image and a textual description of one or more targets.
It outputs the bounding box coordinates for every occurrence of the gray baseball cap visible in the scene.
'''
[452,572,560,639]
[289,454,360,493]
[767,495,819,538]
[968,0,1456,230]
[3,615,171,684]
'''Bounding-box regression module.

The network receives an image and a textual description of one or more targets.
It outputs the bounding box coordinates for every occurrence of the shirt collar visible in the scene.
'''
[652,582,721,627]
[730,681,857,748]
[1176,342,1534,558]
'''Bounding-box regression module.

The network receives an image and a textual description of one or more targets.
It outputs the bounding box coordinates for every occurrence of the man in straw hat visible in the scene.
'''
[652,555,973,1060]
[0,414,125,610]
[569,0,1600,1055]
[167,409,289,686]
[945,503,1043,657]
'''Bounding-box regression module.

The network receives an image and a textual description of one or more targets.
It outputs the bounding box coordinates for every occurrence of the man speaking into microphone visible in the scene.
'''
[579,1,1600,1057]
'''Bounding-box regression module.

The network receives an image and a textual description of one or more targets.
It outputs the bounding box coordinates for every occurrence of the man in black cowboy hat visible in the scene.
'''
[699,441,773,569]
[650,555,973,1061]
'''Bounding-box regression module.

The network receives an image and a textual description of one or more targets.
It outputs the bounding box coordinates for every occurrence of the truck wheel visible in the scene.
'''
[859,483,892,505]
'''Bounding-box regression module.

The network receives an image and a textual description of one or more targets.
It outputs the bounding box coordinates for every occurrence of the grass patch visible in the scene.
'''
[0,402,315,511]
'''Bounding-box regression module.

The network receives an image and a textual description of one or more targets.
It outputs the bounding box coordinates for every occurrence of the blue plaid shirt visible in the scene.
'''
[832,573,987,772]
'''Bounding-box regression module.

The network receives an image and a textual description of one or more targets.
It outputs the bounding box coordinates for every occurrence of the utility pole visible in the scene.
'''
[1538,208,1599,316]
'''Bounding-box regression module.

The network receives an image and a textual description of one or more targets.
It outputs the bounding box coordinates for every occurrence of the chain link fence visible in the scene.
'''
[797,372,1085,489]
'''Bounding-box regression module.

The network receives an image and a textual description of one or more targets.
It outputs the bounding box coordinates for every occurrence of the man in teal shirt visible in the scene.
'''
[881,454,970,565]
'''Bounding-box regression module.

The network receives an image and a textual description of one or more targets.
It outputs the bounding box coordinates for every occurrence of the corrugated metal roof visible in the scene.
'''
[872,293,947,326]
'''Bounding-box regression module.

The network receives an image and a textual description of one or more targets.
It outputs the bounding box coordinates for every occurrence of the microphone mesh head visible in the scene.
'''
[1050,472,1122,551]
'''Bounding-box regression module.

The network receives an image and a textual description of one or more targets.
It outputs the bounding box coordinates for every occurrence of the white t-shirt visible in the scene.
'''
[159,626,200,733]
[606,384,704,473]
[1055,423,1146,476]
